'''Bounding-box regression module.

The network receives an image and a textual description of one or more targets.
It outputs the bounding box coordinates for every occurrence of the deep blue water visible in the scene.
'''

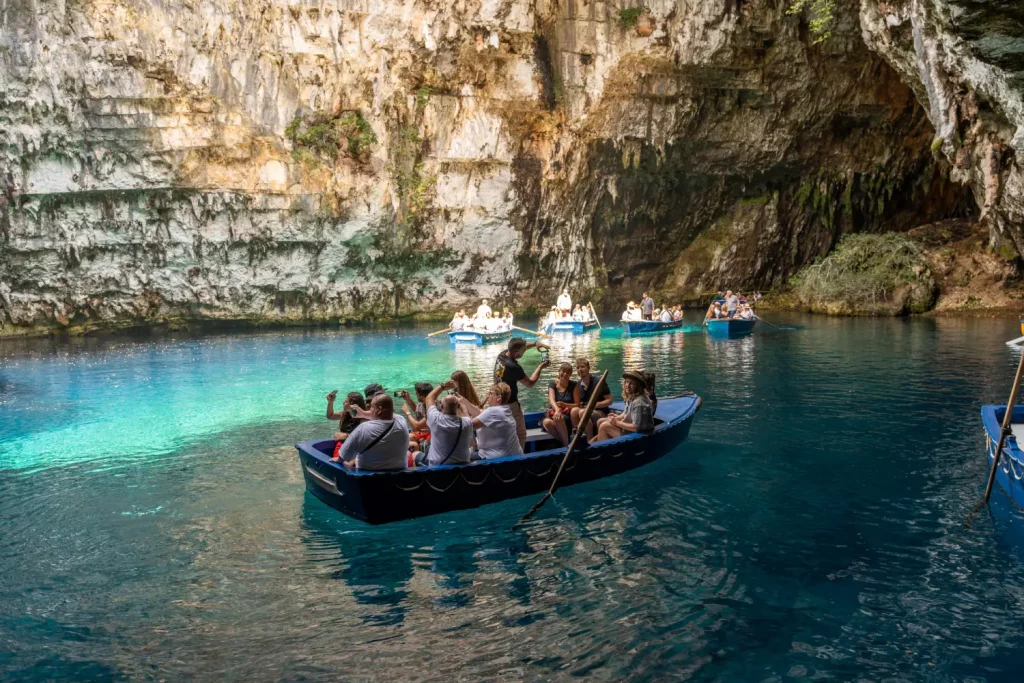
[3,315,1024,681]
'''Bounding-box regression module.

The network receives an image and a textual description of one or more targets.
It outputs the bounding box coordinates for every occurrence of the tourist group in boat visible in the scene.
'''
[323,337,657,471]
[621,291,684,323]
[703,290,759,322]
[449,299,514,333]
[541,290,599,325]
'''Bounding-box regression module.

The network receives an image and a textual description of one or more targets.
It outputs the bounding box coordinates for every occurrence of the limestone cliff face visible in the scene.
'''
[860,0,1024,256]
[0,0,970,335]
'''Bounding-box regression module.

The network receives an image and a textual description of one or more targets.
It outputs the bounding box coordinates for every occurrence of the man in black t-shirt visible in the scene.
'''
[494,337,550,446]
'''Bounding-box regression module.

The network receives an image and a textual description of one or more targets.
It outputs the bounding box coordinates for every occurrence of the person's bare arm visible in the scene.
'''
[471,417,486,430]
[458,396,483,418]
[398,390,417,414]
[424,383,447,411]
[520,359,550,388]
[547,386,559,412]
[326,391,341,419]
[568,384,581,409]
[402,404,427,431]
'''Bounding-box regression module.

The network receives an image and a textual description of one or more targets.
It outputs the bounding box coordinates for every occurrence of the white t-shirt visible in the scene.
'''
[475,405,523,459]
[476,304,492,318]
[557,293,572,311]
[426,406,472,465]
[338,415,410,470]
[451,317,465,331]
[660,309,673,322]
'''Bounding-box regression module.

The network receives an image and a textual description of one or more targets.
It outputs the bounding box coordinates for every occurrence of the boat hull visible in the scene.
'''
[298,395,701,524]
[706,318,756,337]
[543,320,599,335]
[447,329,512,345]
[620,319,683,336]
[981,405,1024,511]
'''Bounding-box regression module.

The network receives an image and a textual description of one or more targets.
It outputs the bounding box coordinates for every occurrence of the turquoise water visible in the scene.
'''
[3,315,1024,680]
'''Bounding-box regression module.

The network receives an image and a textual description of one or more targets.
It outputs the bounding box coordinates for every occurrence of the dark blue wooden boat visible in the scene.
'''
[620,319,683,336]
[543,319,599,335]
[981,404,1024,511]
[448,329,512,345]
[705,317,756,337]
[296,394,702,524]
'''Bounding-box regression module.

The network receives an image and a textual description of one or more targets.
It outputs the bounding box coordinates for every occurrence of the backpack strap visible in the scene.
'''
[357,420,395,457]
[434,419,466,466]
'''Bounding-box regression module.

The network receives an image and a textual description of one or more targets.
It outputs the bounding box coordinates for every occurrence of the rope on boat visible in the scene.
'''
[525,462,555,477]
[389,403,692,494]
[425,473,461,493]
[461,469,491,486]
[492,466,525,483]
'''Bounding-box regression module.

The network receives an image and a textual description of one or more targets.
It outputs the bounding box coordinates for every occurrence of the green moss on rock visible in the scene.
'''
[787,233,937,315]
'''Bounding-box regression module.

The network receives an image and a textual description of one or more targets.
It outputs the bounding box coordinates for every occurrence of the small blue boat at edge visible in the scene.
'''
[543,320,600,335]
[981,405,1024,511]
[297,394,702,524]
[448,329,513,345]
[620,319,684,335]
[705,318,757,337]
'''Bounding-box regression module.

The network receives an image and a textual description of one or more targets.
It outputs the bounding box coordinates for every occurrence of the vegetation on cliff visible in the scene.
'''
[784,233,938,315]
[285,111,377,164]
[787,0,836,44]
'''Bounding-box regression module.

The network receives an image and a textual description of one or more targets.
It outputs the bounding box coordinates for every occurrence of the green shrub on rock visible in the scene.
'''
[788,233,937,315]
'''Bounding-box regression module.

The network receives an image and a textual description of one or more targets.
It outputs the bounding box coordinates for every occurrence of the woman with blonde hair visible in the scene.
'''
[591,371,654,443]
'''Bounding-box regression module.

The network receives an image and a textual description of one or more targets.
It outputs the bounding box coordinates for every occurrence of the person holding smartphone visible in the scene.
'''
[325,391,368,459]
[494,337,550,447]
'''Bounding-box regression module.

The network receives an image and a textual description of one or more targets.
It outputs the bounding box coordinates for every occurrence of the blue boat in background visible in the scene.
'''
[543,319,599,335]
[448,329,512,345]
[297,394,702,524]
[621,319,683,336]
[705,317,757,338]
[981,404,1024,510]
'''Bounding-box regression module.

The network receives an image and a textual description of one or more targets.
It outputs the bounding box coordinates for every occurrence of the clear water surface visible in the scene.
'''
[3,314,1024,681]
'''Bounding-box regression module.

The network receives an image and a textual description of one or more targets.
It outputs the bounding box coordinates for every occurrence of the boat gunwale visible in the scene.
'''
[981,404,1024,468]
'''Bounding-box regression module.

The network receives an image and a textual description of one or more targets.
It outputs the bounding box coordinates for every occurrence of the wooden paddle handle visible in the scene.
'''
[515,370,610,527]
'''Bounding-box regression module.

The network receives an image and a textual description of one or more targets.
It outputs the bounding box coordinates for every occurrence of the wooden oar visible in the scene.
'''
[754,315,780,328]
[512,325,546,338]
[967,348,1024,527]
[589,302,602,330]
[514,370,609,528]
[426,326,452,338]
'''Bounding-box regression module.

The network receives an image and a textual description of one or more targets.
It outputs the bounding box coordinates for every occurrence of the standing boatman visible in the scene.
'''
[556,289,572,313]
[725,290,739,319]
[476,299,493,319]
[641,292,654,320]
[494,337,550,447]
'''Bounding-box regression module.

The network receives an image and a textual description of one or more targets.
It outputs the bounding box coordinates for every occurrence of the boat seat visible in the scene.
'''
[525,427,550,443]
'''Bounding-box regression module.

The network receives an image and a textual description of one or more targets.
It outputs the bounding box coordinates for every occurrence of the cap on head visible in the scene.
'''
[364,383,385,399]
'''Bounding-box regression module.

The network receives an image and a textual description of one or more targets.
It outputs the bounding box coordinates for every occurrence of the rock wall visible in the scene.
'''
[860,0,1024,255]
[0,0,972,336]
